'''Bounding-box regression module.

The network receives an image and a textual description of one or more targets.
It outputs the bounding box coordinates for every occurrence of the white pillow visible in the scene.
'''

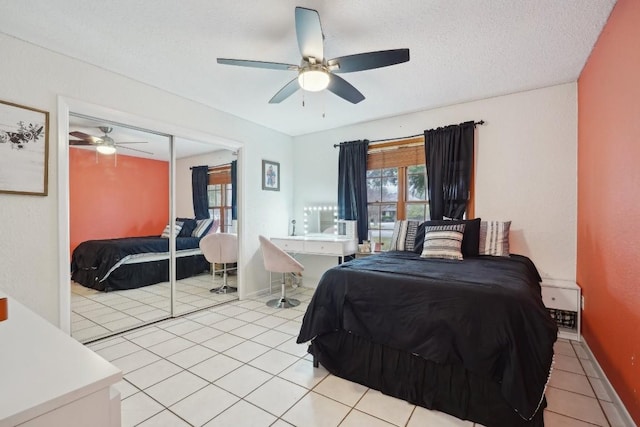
[161,222,183,238]
[389,220,420,251]
[479,220,511,256]
[192,218,214,238]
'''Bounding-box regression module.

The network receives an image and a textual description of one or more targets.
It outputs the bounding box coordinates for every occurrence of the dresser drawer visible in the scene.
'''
[541,286,578,311]
[271,238,304,252]
[304,240,343,255]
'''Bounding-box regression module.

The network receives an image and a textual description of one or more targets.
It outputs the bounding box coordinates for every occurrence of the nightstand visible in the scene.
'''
[540,279,581,341]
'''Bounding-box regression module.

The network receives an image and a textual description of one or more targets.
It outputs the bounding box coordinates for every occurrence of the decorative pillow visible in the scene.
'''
[161,222,183,238]
[479,220,511,256]
[414,218,481,257]
[192,218,214,238]
[177,218,197,237]
[207,219,221,235]
[420,224,465,260]
[389,220,420,251]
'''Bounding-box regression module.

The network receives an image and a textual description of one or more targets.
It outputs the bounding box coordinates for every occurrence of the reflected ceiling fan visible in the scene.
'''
[217,7,410,104]
[69,126,152,155]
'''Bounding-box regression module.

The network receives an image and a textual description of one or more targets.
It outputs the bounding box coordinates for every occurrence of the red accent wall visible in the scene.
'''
[577,0,640,422]
[69,147,169,255]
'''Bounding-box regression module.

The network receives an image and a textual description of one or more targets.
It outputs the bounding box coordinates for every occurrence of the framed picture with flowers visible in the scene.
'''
[262,159,280,191]
[0,100,49,196]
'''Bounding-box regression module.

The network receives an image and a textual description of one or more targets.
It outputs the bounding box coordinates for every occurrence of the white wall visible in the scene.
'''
[293,83,577,283]
[0,34,293,325]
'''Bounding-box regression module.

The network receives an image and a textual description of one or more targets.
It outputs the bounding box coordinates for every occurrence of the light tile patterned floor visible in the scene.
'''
[72,272,238,342]
[86,287,631,426]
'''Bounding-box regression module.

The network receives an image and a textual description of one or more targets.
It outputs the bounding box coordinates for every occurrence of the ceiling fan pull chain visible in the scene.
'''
[322,90,326,118]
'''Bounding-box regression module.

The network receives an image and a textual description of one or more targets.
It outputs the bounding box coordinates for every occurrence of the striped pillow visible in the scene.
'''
[161,222,183,238]
[192,218,214,238]
[389,220,419,251]
[420,224,465,260]
[479,220,511,256]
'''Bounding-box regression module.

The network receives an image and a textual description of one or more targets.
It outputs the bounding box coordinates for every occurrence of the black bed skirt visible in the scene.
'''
[72,255,210,292]
[310,330,545,427]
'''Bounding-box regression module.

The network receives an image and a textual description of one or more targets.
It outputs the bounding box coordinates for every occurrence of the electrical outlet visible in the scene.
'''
[581,295,585,310]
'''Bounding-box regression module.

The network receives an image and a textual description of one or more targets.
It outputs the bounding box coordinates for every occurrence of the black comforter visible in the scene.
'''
[71,236,207,292]
[297,251,557,422]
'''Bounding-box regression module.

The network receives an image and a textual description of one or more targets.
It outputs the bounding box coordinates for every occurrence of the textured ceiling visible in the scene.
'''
[0,0,616,136]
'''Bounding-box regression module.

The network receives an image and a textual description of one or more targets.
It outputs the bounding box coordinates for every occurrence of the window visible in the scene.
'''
[207,165,233,232]
[367,139,428,248]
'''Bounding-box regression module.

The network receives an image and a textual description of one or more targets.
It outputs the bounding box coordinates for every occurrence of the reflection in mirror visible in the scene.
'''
[69,113,172,343]
[303,206,338,235]
[174,138,239,316]
[68,113,240,343]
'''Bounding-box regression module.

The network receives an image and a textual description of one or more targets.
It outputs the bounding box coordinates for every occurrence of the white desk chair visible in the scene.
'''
[258,235,304,308]
[199,233,238,294]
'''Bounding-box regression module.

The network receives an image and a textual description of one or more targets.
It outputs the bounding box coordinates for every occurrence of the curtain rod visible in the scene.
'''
[189,162,232,171]
[333,120,485,148]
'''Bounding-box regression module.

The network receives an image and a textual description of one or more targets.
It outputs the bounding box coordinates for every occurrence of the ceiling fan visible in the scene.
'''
[217,7,410,104]
[69,126,152,155]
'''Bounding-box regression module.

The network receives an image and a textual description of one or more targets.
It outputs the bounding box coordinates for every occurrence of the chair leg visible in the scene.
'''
[266,273,300,308]
[210,263,237,294]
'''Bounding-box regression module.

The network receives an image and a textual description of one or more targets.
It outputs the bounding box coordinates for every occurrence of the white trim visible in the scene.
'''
[581,335,637,427]
[57,96,245,331]
[57,97,71,334]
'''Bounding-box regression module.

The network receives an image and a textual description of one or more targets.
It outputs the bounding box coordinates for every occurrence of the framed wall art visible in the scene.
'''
[0,100,49,196]
[262,159,280,191]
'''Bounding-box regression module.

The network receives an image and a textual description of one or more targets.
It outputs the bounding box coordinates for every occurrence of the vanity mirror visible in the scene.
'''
[303,206,338,235]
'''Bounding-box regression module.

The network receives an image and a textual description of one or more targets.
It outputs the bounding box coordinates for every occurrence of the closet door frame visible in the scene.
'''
[57,96,243,334]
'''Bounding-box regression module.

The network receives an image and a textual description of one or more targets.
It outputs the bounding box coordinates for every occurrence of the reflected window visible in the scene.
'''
[207,165,233,232]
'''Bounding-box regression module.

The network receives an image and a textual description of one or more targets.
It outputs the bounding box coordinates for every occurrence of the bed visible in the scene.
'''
[71,235,210,292]
[297,251,557,427]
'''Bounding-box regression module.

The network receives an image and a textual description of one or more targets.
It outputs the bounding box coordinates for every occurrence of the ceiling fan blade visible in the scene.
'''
[327,74,365,104]
[295,7,324,62]
[69,131,101,143]
[217,58,298,71]
[115,141,148,145]
[118,145,153,155]
[269,78,300,104]
[328,49,410,73]
[69,140,93,146]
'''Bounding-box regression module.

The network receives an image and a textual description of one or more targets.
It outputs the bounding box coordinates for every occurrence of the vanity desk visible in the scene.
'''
[270,234,357,264]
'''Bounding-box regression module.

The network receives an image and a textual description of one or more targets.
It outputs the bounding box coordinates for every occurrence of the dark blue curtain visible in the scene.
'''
[338,140,369,243]
[425,121,475,220]
[191,165,210,219]
[231,160,237,220]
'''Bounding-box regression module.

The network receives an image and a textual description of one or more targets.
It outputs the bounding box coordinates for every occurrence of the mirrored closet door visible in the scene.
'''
[173,139,239,316]
[68,114,240,343]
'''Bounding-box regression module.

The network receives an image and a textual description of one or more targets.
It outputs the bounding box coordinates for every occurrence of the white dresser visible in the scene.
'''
[0,291,122,427]
[271,235,357,263]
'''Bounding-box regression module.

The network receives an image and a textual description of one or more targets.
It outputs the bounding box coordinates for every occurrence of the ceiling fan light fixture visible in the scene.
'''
[96,144,116,155]
[298,68,330,92]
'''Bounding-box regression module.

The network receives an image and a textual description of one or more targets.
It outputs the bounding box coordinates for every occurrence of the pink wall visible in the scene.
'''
[69,147,169,255]
[577,0,640,422]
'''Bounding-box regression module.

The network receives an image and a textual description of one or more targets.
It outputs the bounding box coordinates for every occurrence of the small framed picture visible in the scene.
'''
[262,159,280,191]
[0,100,49,196]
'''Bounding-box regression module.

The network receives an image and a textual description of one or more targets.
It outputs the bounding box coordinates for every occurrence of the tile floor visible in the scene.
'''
[86,286,631,427]
[72,272,238,343]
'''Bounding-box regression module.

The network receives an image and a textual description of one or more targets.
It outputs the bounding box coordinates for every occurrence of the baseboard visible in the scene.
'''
[581,335,637,427]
